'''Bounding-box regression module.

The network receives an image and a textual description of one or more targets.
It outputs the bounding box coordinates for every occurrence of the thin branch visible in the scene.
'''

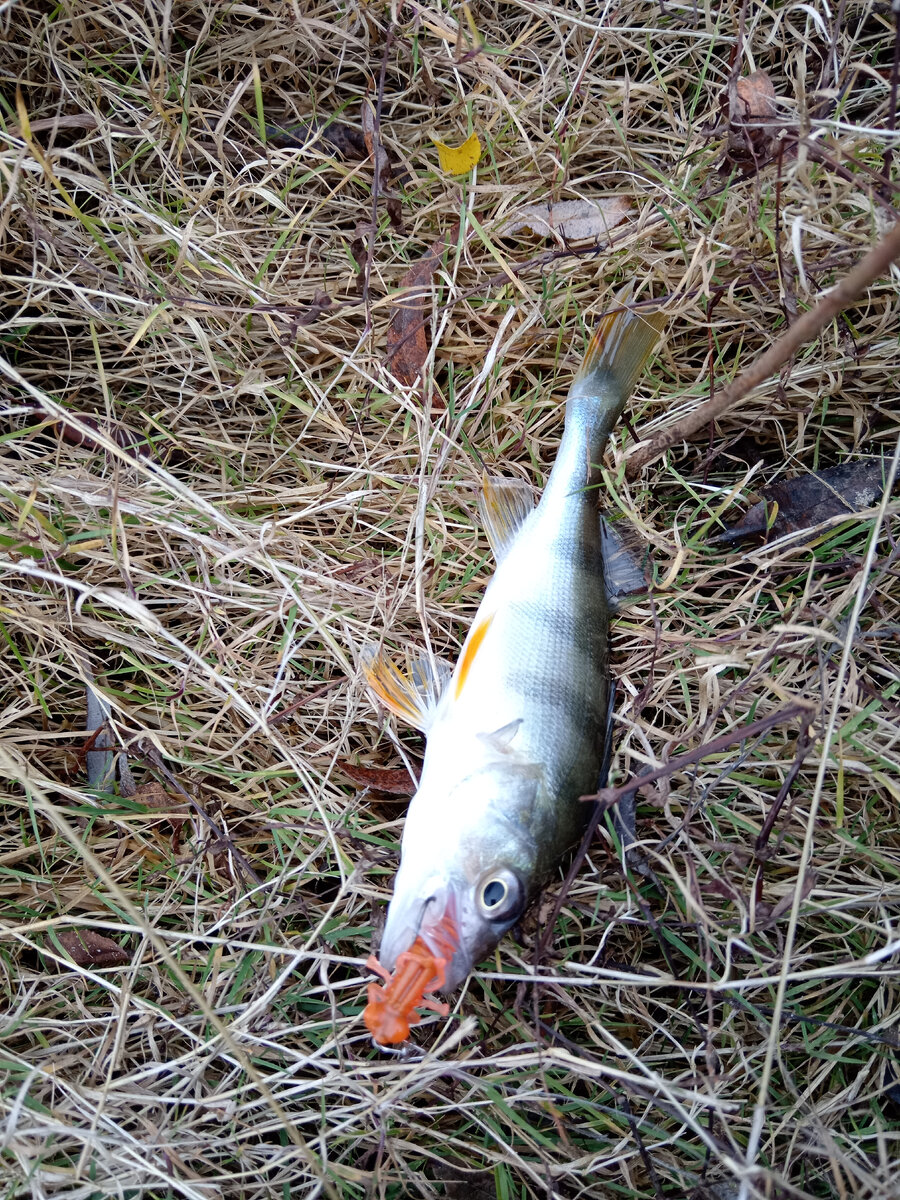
[626,220,900,477]
[583,702,815,807]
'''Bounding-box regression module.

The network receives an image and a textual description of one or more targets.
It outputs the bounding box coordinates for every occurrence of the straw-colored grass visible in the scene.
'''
[1,1,899,1197]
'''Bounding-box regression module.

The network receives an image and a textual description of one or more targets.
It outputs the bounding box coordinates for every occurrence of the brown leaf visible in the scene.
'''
[499,197,631,243]
[723,70,778,172]
[55,929,130,969]
[736,70,778,122]
[715,457,891,545]
[51,412,153,460]
[266,118,367,159]
[755,871,816,931]
[132,780,174,808]
[360,100,403,231]
[350,217,374,290]
[338,760,419,797]
[132,780,188,842]
[297,290,332,326]
[386,234,449,389]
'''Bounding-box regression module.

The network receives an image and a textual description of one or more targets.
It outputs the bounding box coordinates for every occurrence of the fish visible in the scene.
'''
[360,291,665,1044]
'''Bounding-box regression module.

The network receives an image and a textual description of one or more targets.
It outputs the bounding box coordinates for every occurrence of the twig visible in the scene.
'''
[268,679,340,727]
[362,23,395,320]
[583,702,814,807]
[626,219,900,477]
[882,4,900,199]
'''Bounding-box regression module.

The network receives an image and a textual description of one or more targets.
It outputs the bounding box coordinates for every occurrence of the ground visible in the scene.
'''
[1,1,899,1198]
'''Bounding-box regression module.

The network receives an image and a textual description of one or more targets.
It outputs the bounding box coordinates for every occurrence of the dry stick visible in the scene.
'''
[626,219,900,479]
[361,23,395,320]
[882,5,900,199]
[582,701,814,808]
[533,702,813,974]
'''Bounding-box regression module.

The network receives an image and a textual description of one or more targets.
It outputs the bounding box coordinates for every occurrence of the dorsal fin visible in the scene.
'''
[361,646,451,732]
[477,474,534,562]
[600,514,651,610]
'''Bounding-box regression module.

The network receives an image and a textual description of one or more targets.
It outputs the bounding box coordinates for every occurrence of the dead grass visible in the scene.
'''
[1,1,899,1197]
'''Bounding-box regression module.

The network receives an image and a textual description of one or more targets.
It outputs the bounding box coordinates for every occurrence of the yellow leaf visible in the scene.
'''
[432,131,481,175]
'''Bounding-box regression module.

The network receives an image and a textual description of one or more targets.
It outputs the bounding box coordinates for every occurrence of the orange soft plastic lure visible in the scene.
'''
[363,916,458,1044]
[363,938,449,1044]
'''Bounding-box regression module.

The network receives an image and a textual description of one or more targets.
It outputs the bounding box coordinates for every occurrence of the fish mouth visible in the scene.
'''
[380,882,471,993]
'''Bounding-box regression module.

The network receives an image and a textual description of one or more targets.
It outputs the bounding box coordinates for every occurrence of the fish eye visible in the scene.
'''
[476,868,524,922]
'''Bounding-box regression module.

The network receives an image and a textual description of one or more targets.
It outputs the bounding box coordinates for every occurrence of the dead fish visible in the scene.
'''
[360,292,665,1043]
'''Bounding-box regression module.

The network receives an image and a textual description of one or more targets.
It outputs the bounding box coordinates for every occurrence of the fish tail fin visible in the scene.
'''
[568,284,666,439]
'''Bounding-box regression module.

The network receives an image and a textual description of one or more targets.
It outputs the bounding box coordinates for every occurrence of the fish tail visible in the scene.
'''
[568,285,666,443]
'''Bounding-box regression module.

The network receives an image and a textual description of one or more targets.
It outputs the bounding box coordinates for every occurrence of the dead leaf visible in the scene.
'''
[55,413,152,460]
[339,760,419,797]
[715,457,890,545]
[755,871,816,931]
[350,218,375,289]
[266,118,367,159]
[432,131,482,174]
[386,233,450,389]
[736,71,777,119]
[723,70,778,172]
[131,780,170,807]
[296,290,332,326]
[360,100,403,231]
[133,779,187,815]
[499,197,631,244]
[131,779,189,848]
[54,929,130,969]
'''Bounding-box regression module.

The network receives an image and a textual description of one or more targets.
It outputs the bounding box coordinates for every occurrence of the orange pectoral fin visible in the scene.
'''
[361,646,451,732]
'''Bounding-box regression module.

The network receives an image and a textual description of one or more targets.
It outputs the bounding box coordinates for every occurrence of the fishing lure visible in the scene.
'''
[363,911,458,1044]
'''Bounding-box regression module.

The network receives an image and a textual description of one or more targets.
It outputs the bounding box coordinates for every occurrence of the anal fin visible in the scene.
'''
[600,514,651,610]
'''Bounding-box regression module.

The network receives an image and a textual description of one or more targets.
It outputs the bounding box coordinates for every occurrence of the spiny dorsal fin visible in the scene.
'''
[478,474,534,563]
[572,283,666,403]
[361,645,451,732]
[600,513,651,610]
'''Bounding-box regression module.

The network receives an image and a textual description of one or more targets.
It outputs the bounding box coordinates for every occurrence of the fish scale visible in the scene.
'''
[361,290,666,1044]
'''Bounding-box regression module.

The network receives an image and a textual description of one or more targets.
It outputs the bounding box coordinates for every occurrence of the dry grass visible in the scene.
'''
[1,1,900,1197]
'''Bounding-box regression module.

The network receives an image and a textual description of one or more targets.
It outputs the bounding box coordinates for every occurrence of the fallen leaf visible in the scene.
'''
[432,130,482,175]
[736,71,777,120]
[715,457,891,545]
[349,217,375,290]
[754,871,816,931]
[499,197,631,243]
[723,70,778,172]
[55,929,130,969]
[8,113,99,140]
[386,232,450,389]
[339,760,419,797]
[131,779,189,849]
[55,413,152,460]
[133,780,173,807]
[265,117,367,159]
[296,290,332,326]
[360,100,403,230]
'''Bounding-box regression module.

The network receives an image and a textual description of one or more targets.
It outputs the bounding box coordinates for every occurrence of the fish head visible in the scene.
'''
[378,758,543,993]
